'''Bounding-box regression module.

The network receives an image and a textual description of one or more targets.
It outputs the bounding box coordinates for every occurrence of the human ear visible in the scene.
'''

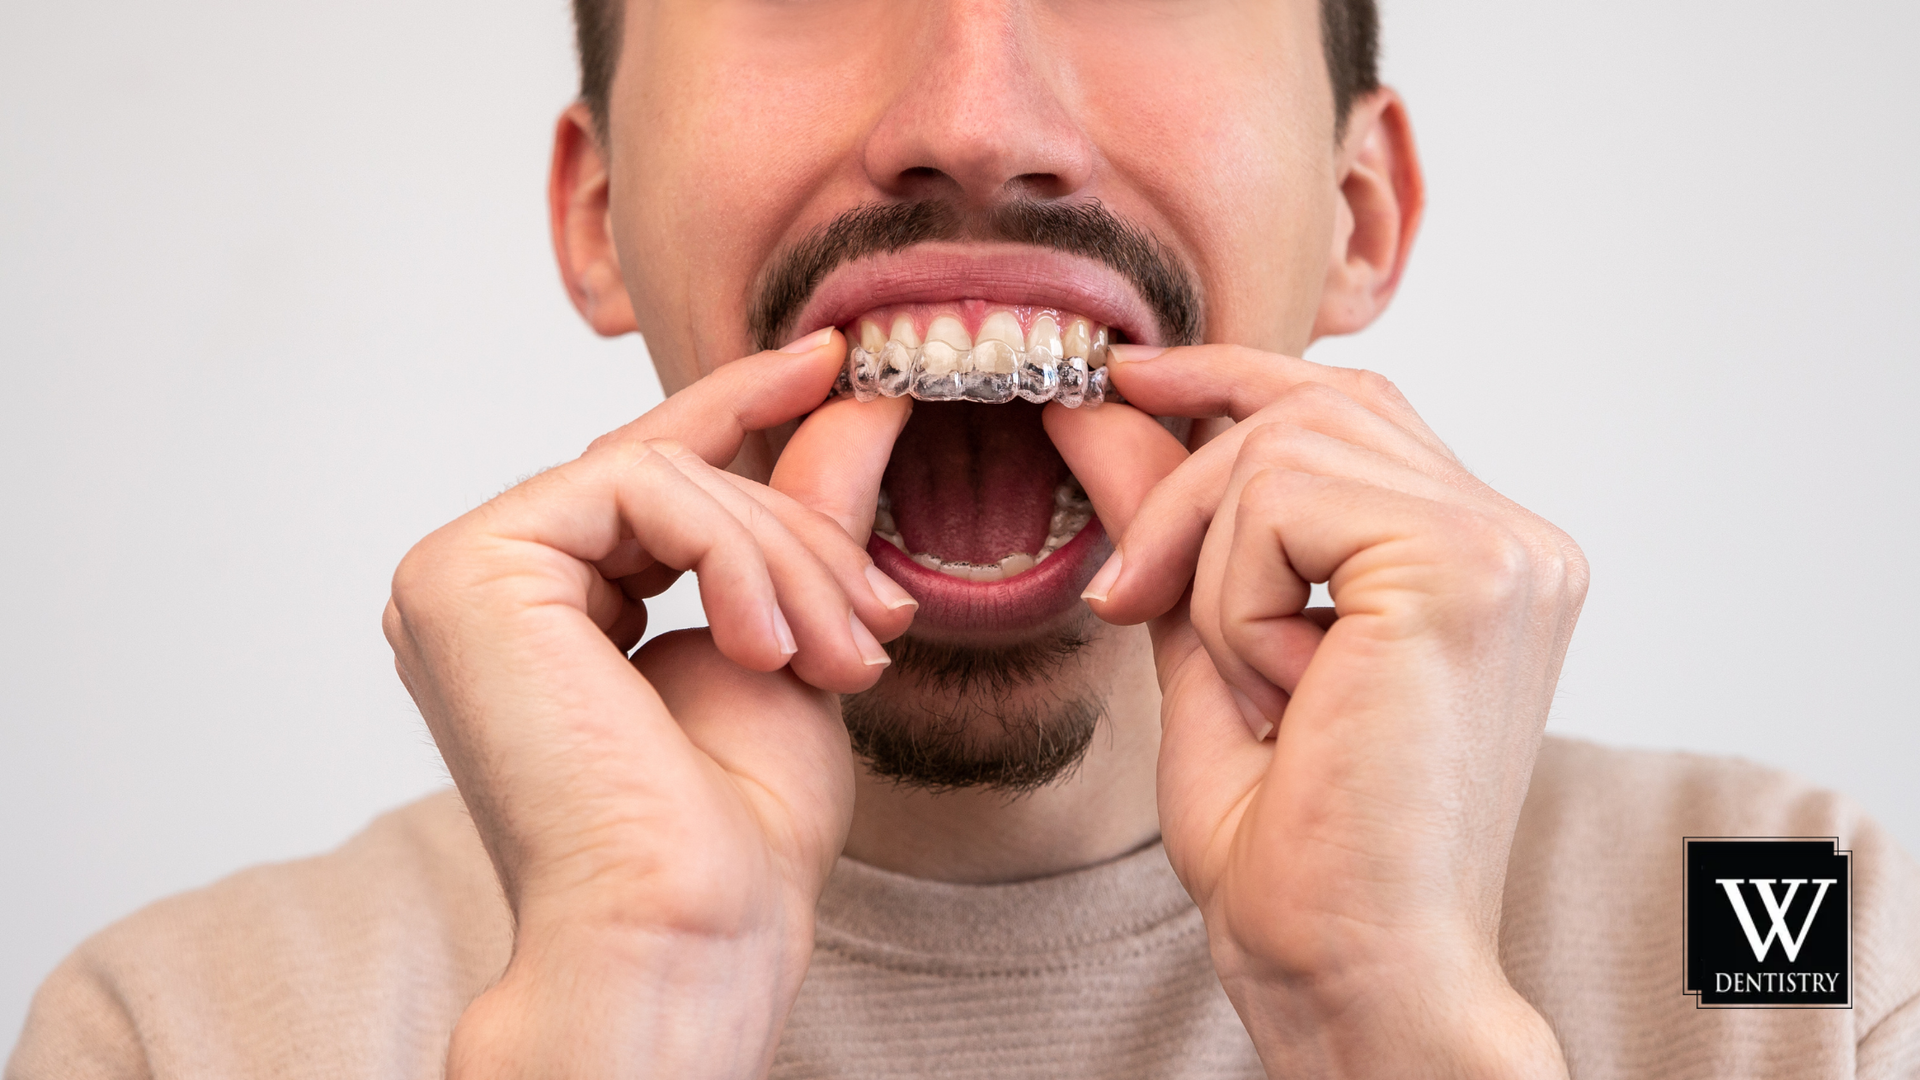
[1311,88,1426,339]
[549,102,638,337]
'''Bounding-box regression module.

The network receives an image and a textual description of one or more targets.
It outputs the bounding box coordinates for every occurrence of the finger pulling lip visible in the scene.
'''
[792,245,1162,349]
[869,519,1109,637]
[792,245,1136,637]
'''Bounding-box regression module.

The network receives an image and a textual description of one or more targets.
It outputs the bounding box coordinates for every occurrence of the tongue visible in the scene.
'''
[883,401,1066,565]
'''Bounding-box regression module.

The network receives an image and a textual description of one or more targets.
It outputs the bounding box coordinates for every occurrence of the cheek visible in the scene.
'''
[1068,20,1336,349]
[610,12,879,375]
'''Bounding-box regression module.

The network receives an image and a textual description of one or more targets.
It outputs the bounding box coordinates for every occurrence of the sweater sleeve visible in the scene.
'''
[4,790,508,1080]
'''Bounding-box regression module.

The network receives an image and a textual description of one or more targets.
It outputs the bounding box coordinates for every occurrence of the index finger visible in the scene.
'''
[1104,343,1451,458]
[585,328,847,467]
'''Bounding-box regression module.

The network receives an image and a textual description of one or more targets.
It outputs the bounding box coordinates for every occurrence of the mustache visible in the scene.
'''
[748,199,1204,352]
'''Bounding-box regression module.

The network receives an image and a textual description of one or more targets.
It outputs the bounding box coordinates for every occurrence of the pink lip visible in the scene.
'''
[791,244,1163,349]
[870,519,1110,639]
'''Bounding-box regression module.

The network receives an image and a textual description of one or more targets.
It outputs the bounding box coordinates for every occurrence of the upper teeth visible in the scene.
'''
[836,307,1119,408]
[870,479,1094,582]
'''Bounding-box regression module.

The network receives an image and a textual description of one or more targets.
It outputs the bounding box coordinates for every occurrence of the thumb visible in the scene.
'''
[1042,401,1188,542]
[1149,604,1271,894]
[769,395,913,540]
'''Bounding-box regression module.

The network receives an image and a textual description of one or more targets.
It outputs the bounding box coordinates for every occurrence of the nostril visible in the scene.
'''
[1008,173,1068,200]
[890,165,960,201]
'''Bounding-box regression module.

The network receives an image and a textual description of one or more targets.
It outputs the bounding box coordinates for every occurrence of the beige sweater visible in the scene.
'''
[10,736,1920,1079]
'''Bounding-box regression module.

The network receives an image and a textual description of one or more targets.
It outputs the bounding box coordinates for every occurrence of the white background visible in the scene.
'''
[4,0,1917,1052]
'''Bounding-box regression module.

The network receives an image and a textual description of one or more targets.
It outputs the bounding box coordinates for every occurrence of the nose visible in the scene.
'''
[862,0,1096,207]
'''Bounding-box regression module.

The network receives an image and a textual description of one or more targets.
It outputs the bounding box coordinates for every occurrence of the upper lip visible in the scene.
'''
[789,243,1164,348]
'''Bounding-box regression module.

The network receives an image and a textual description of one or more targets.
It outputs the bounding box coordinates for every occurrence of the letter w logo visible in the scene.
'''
[1715,878,1837,962]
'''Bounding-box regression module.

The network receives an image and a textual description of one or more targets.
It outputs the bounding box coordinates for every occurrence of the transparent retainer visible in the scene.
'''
[831,338,1122,407]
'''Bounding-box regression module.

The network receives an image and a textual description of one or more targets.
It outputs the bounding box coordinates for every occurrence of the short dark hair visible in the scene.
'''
[570,0,1379,143]
[1318,0,1381,133]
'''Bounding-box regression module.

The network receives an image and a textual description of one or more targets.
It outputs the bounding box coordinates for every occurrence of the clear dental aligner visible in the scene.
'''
[871,479,1094,582]
[832,307,1122,407]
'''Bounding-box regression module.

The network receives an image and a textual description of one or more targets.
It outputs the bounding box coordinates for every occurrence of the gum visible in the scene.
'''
[850,302,1098,342]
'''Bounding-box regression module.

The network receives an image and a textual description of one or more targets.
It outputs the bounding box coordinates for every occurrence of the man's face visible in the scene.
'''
[588,0,1352,789]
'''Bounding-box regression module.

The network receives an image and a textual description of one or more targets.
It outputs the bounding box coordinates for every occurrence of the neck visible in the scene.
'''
[840,624,1163,883]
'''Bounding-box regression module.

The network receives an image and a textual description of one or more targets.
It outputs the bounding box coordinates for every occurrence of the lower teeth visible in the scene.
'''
[835,347,1121,407]
[872,479,1093,581]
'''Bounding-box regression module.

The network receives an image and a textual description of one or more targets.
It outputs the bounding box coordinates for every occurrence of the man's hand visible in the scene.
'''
[1047,345,1585,1079]
[382,330,916,1079]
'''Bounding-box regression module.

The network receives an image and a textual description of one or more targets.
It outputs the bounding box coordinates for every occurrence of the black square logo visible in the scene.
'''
[1684,837,1851,1008]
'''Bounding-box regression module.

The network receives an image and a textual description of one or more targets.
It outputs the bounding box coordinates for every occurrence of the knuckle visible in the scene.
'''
[590,436,674,479]
[582,421,643,459]
[805,508,862,556]
[737,495,780,538]
[632,438,690,472]
[1561,537,1593,604]
[803,503,844,535]
[387,543,438,614]
[1258,380,1352,427]
[1528,524,1592,610]
[1238,411,1339,470]
[385,542,452,648]
[1239,419,1304,462]
[1447,515,1591,619]
[1236,465,1296,515]
[1447,518,1534,610]
[379,598,406,648]
[386,524,490,627]
[1279,379,1344,410]
[1349,368,1403,409]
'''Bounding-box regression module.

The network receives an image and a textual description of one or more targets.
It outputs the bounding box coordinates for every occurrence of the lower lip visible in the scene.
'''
[869,519,1110,638]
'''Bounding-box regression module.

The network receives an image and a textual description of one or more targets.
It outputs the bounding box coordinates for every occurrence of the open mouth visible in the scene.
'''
[842,300,1121,637]
[782,243,1163,638]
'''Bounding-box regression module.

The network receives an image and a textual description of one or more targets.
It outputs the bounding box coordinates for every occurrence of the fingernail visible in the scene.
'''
[1229,688,1276,741]
[779,327,836,354]
[849,610,891,667]
[771,608,798,657]
[864,564,918,611]
[1107,344,1167,364]
[1081,550,1123,603]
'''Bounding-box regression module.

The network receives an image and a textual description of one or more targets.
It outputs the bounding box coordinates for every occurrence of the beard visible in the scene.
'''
[840,613,1109,795]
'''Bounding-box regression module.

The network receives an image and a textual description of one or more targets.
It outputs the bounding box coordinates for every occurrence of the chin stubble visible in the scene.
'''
[840,626,1106,795]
